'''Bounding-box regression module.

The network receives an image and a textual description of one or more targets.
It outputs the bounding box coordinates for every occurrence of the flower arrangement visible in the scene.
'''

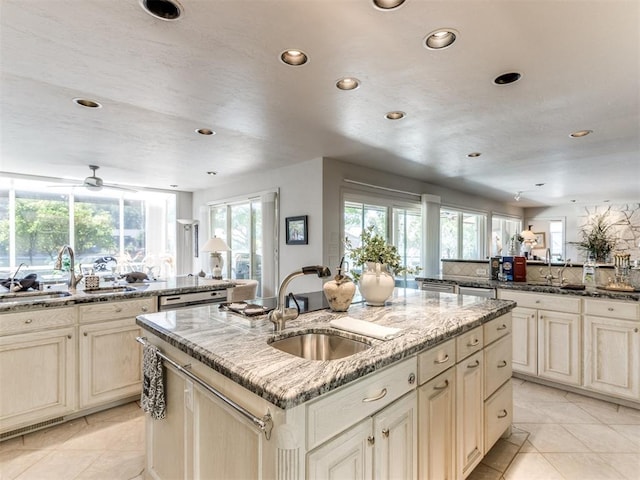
[570,211,618,263]
[345,226,420,281]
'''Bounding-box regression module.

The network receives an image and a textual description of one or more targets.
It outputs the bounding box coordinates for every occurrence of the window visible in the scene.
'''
[491,215,522,257]
[549,220,564,260]
[440,208,486,260]
[343,196,422,285]
[0,176,177,279]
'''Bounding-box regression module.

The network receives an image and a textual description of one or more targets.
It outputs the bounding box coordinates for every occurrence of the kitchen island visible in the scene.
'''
[136,289,516,479]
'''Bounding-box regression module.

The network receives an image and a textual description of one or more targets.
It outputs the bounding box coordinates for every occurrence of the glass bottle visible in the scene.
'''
[582,254,596,288]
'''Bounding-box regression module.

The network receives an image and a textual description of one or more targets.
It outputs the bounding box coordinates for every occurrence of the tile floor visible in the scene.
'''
[0,378,639,479]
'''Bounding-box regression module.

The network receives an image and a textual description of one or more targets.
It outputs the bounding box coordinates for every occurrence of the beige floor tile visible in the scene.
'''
[514,400,600,424]
[513,381,569,403]
[73,450,145,480]
[60,417,144,452]
[467,463,503,480]
[0,437,23,454]
[85,401,142,425]
[13,449,101,480]
[597,453,640,480]
[511,377,525,386]
[609,424,640,450]
[518,440,538,453]
[517,423,589,453]
[503,453,563,480]
[564,391,619,410]
[481,439,520,473]
[20,419,87,450]
[562,423,638,453]
[503,426,529,448]
[575,402,640,425]
[0,449,50,480]
[543,452,626,479]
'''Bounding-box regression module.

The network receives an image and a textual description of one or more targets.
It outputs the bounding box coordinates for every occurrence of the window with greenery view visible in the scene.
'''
[440,208,487,260]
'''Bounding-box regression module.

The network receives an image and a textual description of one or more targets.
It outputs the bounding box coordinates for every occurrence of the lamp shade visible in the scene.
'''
[201,237,230,252]
[521,225,537,243]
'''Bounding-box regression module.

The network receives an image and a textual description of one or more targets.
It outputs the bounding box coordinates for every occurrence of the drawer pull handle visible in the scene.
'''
[634,328,638,333]
[435,354,450,364]
[608,307,614,312]
[467,360,480,369]
[141,306,148,312]
[25,318,33,324]
[115,307,123,313]
[497,360,508,368]
[382,428,389,438]
[467,339,480,347]
[535,300,541,304]
[497,324,507,330]
[367,436,375,446]
[433,379,450,391]
[497,409,508,419]
[363,388,388,403]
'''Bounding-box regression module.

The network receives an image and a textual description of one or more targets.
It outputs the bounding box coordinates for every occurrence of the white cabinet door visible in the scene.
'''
[456,350,484,479]
[418,368,455,480]
[307,419,373,480]
[79,318,142,408]
[511,307,537,375]
[374,391,417,480]
[538,311,581,385]
[584,315,640,400]
[0,327,76,434]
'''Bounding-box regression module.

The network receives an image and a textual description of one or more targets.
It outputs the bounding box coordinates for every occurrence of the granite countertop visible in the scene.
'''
[416,276,640,302]
[136,289,516,410]
[0,277,236,313]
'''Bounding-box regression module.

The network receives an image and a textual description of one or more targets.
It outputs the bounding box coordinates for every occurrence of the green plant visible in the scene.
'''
[570,211,618,263]
[345,226,420,281]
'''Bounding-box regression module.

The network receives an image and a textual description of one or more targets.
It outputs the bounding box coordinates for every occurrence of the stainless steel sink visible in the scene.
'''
[268,332,371,361]
[0,290,72,302]
[83,286,136,294]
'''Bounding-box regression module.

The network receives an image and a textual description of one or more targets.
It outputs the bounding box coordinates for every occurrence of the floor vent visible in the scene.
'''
[1,417,64,440]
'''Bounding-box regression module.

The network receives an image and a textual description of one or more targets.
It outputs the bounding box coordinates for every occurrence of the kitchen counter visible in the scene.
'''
[136,288,516,409]
[0,276,235,313]
[417,276,640,302]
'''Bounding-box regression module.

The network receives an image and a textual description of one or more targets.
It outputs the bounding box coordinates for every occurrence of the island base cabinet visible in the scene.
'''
[307,391,417,480]
[0,327,76,434]
[484,380,512,451]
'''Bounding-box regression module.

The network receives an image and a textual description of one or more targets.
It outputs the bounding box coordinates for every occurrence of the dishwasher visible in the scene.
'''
[158,290,227,310]
[420,281,457,293]
[457,286,496,298]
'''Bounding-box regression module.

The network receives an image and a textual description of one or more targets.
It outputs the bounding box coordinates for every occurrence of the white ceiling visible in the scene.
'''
[1,0,639,207]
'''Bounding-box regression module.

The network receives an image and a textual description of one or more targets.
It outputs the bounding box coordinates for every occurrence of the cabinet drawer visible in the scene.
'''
[456,326,483,361]
[0,307,77,335]
[483,313,512,346]
[484,335,512,399]
[306,357,416,451]
[418,338,455,385]
[484,380,512,453]
[584,298,639,321]
[78,297,156,323]
[499,290,580,313]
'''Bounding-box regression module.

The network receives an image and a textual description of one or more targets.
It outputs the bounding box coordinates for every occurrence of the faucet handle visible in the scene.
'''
[287,292,301,315]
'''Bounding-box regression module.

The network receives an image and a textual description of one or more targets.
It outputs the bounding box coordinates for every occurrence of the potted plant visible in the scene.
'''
[345,226,420,305]
[570,211,618,263]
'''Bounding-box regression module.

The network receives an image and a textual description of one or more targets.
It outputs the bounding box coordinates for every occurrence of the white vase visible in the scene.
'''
[358,262,395,306]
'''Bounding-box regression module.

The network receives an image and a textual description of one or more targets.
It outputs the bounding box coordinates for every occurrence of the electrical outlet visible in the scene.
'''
[476,268,487,276]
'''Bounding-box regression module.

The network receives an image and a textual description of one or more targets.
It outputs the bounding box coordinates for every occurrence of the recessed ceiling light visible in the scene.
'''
[280,49,308,66]
[207,171,217,176]
[467,152,482,158]
[73,98,102,108]
[493,72,522,85]
[170,184,178,188]
[569,129,593,138]
[424,29,458,50]
[336,77,360,91]
[372,0,406,10]
[196,128,215,136]
[385,111,405,120]
[140,0,182,21]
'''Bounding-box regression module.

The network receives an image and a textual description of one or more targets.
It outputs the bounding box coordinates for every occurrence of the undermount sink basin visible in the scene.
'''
[268,331,371,361]
[0,290,72,303]
[83,286,136,294]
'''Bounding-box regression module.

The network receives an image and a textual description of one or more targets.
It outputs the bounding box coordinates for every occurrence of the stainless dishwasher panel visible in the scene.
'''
[457,286,496,298]
[158,290,227,310]
[420,282,457,293]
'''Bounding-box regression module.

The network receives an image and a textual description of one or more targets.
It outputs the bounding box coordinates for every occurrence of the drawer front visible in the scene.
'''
[0,307,77,335]
[306,357,417,451]
[79,297,156,323]
[484,334,512,399]
[456,326,483,361]
[584,298,639,321]
[484,380,512,453]
[498,290,580,313]
[483,313,512,346]
[418,338,456,385]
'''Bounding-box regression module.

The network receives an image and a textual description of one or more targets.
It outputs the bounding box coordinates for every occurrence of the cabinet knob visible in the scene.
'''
[84,332,88,336]
[634,328,638,333]
[25,318,33,324]
[367,436,375,446]
[67,334,72,339]
[497,409,508,419]
[435,354,450,364]
[408,373,416,385]
[382,428,389,438]
[141,306,148,312]
[608,307,614,312]
[535,300,541,304]
[115,307,123,313]
[362,388,388,403]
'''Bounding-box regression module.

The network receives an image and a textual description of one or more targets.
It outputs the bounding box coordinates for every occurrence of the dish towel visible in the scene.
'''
[141,343,166,420]
[329,317,402,341]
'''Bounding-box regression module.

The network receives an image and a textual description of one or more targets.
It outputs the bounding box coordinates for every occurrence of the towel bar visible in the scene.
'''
[136,336,273,440]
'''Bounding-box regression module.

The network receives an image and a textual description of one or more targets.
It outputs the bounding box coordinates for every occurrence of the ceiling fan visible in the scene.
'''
[51,165,137,192]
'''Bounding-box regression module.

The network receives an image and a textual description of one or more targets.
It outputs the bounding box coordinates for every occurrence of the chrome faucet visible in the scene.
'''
[8,263,28,291]
[539,248,557,285]
[269,265,331,332]
[559,259,572,286]
[54,245,83,291]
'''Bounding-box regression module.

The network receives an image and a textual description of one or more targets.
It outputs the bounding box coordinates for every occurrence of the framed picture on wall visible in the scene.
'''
[534,232,546,248]
[286,215,308,245]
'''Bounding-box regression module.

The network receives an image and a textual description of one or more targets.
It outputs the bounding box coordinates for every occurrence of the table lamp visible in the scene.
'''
[201,237,230,279]
[520,225,537,258]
